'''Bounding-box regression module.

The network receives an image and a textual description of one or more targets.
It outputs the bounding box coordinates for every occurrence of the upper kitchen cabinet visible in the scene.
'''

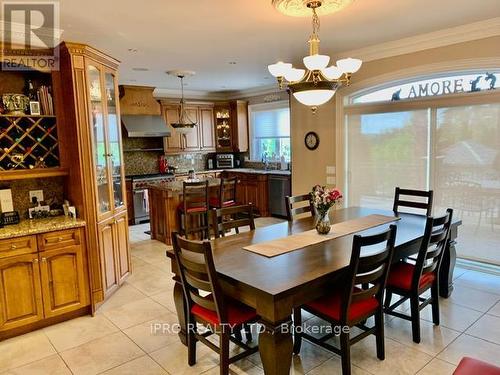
[161,101,215,154]
[215,100,249,152]
[59,42,130,305]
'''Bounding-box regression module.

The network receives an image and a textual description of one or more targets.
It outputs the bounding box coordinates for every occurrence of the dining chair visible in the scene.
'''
[172,232,259,375]
[293,225,397,375]
[285,193,314,221]
[384,208,453,343]
[212,204,255,238]
[178,180,210,240]
[393,187,434,216]
[210,177,238,209]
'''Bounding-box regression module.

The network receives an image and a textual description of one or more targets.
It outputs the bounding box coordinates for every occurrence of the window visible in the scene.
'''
[344,71,500,265]
[249,101,290,162]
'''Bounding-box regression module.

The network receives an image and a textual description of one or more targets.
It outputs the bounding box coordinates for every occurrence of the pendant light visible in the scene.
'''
[167,70,196,134]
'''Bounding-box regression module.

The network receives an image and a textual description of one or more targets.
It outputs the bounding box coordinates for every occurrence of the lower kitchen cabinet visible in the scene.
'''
[39,245,89,318]
[98,211,130,297]
[0,253,44,331]
[0,227,90,335]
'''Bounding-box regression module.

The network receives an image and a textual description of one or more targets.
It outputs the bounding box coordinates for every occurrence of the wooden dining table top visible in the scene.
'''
[166,207,461,298]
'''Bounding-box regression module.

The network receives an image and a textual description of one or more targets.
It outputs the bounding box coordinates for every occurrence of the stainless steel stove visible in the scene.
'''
[131,174,175,224]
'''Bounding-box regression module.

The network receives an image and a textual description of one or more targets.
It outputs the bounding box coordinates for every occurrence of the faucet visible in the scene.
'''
[262,153,269,170]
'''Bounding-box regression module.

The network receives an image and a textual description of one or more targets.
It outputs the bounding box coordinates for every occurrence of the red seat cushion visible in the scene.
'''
[305,287,379,322]
[209,197,236,208]
[387,262,435,291]
[454,357,500,375]
[191,298,258,326]
[177,203,208,213]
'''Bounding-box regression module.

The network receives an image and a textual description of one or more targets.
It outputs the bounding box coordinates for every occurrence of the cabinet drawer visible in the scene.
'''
[0,236,37,259]
[38,229,81,251]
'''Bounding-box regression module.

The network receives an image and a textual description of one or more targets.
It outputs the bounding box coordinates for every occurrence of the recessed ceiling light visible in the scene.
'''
[127,48,138,53]
[132,67,149,71]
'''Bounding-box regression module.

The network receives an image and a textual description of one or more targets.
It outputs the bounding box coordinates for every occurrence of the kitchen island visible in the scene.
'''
[148,178,222,245]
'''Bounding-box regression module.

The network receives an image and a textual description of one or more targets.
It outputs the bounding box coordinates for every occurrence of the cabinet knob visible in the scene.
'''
[10,244,17,249]
[32,258,38,263]
[58,237,63,242]
[41,257,47,262]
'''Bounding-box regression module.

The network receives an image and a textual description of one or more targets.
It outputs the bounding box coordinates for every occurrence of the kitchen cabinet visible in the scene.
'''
[60,42,130,305]
[0,253,44,331]
[221,171,269,216]
[98,211,130,296]
[215,101,249,152]
[0,228,90,335]
[162,103,216,154]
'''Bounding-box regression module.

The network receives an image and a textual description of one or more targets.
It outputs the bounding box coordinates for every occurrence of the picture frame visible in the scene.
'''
[29,101,41,115]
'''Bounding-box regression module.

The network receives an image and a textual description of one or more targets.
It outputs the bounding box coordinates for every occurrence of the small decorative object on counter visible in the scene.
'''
[0,211,20,226]
[310,185,342,235]
[1,94,29,115]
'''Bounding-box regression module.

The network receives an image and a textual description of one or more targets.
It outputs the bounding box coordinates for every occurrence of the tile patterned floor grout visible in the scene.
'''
[0,220,499,375]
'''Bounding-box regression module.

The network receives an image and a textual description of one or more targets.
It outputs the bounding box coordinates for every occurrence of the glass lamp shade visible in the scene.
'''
[171,123,196,134]
[284,68,305,82]
[303,55,330,71]
[322,65,343,79]
[293,89,336,107]
[336,58,362,73]
[268,61,292,77]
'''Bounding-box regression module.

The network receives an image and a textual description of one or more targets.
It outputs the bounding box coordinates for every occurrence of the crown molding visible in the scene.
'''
[225,84,282,100]
[153,88,228,101]
[335,17,500,62]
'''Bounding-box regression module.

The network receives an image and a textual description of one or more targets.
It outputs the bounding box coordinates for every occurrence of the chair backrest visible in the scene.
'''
[412,208,453,290]
[171,232,227,323]
[393,187,434,216]
[212,204,255,238]
[218,177,238,207]
[183,180,209,213]
[341,225,397,323]
[285,194,313,221]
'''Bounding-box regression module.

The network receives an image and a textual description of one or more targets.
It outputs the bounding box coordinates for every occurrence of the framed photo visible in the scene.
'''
[29,101,41,115]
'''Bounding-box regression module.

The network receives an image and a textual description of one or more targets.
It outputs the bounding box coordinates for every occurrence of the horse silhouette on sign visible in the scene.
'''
[485,73,497,90]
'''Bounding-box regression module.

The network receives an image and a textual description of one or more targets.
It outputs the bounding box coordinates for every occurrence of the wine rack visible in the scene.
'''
[0,115,60,170]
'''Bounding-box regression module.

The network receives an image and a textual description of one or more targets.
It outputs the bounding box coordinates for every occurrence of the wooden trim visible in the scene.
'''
[0,167,69,181]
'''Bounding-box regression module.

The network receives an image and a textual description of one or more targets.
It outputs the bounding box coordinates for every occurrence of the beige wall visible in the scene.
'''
[291,35,500,195]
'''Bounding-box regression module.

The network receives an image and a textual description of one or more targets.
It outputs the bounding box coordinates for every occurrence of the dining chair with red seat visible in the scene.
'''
[454,357,500,375]
[178,180,211,240]
[212,204,255,239]
[293,225,397,375]
[285,193,314,221]
[384,208,453,344]
[210,177,238,209]
[393,187,434,216]
[172,232,259,375]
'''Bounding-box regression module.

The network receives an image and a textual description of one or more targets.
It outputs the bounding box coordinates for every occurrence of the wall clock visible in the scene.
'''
[304,131,319,150]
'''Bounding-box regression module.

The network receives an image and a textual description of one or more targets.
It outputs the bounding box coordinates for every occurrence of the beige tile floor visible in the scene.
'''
[1,220,499,375]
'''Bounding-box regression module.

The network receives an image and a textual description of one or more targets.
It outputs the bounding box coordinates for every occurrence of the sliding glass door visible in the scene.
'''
[345,100,500,265]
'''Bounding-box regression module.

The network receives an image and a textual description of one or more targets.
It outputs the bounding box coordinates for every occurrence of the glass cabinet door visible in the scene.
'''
[104,71,125,210]
[88,65,112,215]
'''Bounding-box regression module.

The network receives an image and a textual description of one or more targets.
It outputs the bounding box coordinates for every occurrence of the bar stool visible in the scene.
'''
[210,177,238,209]
[178,180,210,240]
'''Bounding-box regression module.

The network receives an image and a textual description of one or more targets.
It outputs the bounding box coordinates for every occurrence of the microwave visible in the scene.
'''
[216,154,234,169]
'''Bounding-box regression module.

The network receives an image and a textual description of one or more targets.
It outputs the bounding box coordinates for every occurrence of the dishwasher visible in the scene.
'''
[268,174,291,218]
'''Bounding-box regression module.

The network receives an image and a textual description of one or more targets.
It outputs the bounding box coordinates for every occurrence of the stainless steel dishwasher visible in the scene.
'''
[268,174,291,218]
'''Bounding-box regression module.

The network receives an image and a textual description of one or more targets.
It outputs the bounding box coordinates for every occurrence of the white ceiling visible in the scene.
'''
[58,0,500,95]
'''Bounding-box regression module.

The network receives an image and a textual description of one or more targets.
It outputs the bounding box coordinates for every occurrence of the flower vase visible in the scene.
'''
[315,209,331,235]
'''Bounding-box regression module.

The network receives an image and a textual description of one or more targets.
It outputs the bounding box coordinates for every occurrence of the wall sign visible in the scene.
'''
[352,72,499,104]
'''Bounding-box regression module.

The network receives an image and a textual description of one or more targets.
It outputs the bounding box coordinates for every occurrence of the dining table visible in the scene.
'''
[165,207,461,375]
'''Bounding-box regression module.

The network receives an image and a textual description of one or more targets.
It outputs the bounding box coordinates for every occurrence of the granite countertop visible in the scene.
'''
[0,216,86,240]
[148,178,221,192]
[225,168,291,176]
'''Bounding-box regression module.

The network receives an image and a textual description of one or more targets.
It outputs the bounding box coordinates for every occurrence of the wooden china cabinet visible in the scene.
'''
[59,42,130,306]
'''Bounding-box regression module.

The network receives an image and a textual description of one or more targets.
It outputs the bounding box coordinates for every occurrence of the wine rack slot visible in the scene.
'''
[0,115,60,170]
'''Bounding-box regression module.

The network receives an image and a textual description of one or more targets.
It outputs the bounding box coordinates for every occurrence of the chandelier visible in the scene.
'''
[268,0,362,112]
[167,71,197,134]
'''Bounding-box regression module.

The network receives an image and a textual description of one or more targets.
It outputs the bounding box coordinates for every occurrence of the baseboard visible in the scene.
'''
[456,258,500,276]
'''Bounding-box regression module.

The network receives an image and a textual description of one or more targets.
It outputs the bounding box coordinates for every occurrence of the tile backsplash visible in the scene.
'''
[0,177,65,217]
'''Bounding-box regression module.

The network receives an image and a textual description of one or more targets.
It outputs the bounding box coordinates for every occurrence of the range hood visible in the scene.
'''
[121,115,170,137]
[119,85,170,137]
